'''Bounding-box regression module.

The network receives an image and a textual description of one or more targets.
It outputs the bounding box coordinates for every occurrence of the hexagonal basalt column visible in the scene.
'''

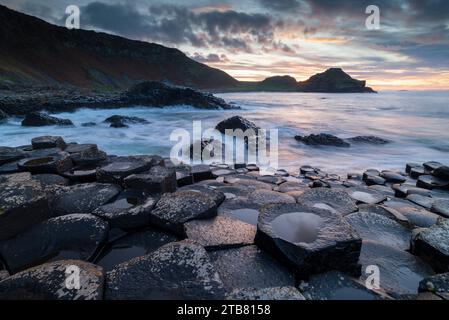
[255,203,362,278]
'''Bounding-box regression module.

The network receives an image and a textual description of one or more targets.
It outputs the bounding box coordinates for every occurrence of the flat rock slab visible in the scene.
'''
[277,181,308,193]
[218,198,261,225]
[209,245,295,291]
[255,203,362,277]
[32,174,70,187]
[384,199,439,228]
[17,153,73,174]
[359,240,434,295]
[105,240,226,300]
[411,217,449,273]
[0,147,27,165]
[296,187,358,215]
[432,199,449,218]
[191,164,213,182]
[0,172,51,240]
[227,287,305,300]
[299,271,385,300]
[97,160,150,184]
[96,228,178,271]
[178,184,225,206]
[52,183,121,215]
[346,187,387,205]
[417,175,449,190]
[149,191,217,236]
[248,190,296,206]
[407,194,434,209]
[0,214,109,272]
[0,260,104,300]
[419,273,449,300]
[357,204,410,227]
[380,171,407,183]
[123,166,177,194]
[185,215,255,250]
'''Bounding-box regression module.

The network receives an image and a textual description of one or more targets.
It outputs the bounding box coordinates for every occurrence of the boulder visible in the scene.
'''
[0,146,27,165]
[65,144,107,165]
[380,171,406,184]
[0,173,51,240]
[51,183,121,215]
[0,214,108,272]
[105,240,226,299]
[296,187,358,215]
[227,287,305,300]
[123,166,176,194]
[417,175,449,190]
[346,136,390,144]
[104,115,149,128]
[148,191,217,236]
[31,136,66,150]
[0,260,104,300]
[432,166,449,181]
[255,203,362,277]
[21,112,73,127]
[295,133,350,147]
[411,217,449,273]
[208,245,295,291]
[215,116,259,134]
[406,163,421,174]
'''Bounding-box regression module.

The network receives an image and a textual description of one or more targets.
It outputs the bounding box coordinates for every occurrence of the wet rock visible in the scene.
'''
[227,287,305,300]
[358,204,410,227]
[0,160,21,174]
[215,116,259,134]
[104,115,149,128]
[299,271,385,300]
[346,187,386,205]
[178,184,226,206]
[296,188,357,215]
[431,199,449,218]
[62,164,98,183]
[407,194,434,210]
[191,164,213,182]
[93,196,156,229]
[212,168,235,177]
[411,217,449,273]
[0,173,51,240]
[96,228,178,271]
[0,260,104,300]
[185,215,255,250]
[18,153,73,174]
[419,273,449,300]
[32,174,69,187]
[248,190,296,206]
[295,133,350,147]
[255,203,362,277]
[432,166,449,181]
[175,167,194,187]
[364,175,386,186]
[246,164,260,171]
[148,191,217,236]
[423,161,443,172]
[52,183,121,215]
[383,199,439,228]
[345,212,411,250]
[81,122,96,127]
[21,112,73,127]
[0,146,27,166]
[406,163,421,174]
[124,166,176,194]
[218,198,261,225]
[0,214,108,272]
[105,240,226,300]
[31,136,66,150]
[346,136,390,145]
[359,240,434,295]
[410,166,427,179]
[215,185,252,199]
[0,270,9,281]
[278,181,307,193]
[363,169,380,181]
[66,144,107,166]
[369,185,395,197]
[97,159,150,184]
[380,171,406,184]
[231,177,273,191]
[209,245,295,291]
[0,109,8,122]
[417,175,449,190]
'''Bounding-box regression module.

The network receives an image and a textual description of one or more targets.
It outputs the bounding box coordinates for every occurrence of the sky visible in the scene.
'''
[2,0,449,90]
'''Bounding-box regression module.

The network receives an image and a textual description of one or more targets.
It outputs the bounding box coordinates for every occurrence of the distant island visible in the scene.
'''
[0,5,375,94]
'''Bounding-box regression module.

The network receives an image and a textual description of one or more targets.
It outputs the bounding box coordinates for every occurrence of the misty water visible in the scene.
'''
[1,90,449,174]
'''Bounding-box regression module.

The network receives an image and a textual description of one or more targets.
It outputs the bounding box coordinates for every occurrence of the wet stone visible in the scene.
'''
[218,198,261,225]
[277,181,307,193]
[31,136,66,150]
[209,245,295,291]
[248,190,296,206]
[96,228,178,271]
[431,199,449,218]
[105,240,226,300]
[299,271,385,300]
[0,160,21,174]
[62,164,98,183]
[18,153,73,174]
[363,169,380,181]
[32,174,69,187]
[185,215,255,250]
[346,187,387,205]
[380,171,406,184]
[124,166,177,194]
[0,172,51,240]
[369,185,395,197]
[407,194,434,210]
[419,273,449,300]
[383,199,439,228]
[365,175,386,186]
[191,164,213,182]
[410,166,427,179]
[0,270,9,281]
[257,175,285,185]
[255,203,362,277]
[411,217,449,273]
[432,166,449,181]
[227,287,305,300]
[417,175,449,190]
[212,169,235,178]
[215,185,251,199]
[0,214,109,273]
[67,144,107,166]
[52,183,121,215]
[406,163,421,174]
[0,260,104,300]
[148,191,217,236]
[231,177,273,191]
[177,184,225,206]
[97,159,150,185]
[423,161,444,172]
[0,147,27,166]
[296,187,358,215]
[357,204,410,227]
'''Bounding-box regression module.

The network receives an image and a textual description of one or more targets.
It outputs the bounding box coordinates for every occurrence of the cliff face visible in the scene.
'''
[0,5,238,91]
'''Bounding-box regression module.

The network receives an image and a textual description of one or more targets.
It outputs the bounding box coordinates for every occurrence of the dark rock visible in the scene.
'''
[296,188,358,215]
[209,245,295,291]
[0,260,104,300]
[423,161,444,171]
[363,169,380,181]
[410,166,427,179]
[357,204,410,227]
[0,173,51,240]
[175,166,194,187]
[212,168,235,178]
[0,109,8,122]
[104,115,149,128]
[0,214,108,272]
[383,199,439,228]
[346,187,387,205]
[52,183,121,215]
[257,75,299,91]
[31,136,66,150]
[0,160,21,174]
[406,163,421,174]
[124,166,176,194]
[97,159,150,184]
[105,240,226,300]
[299,271,385,300]
[227,287,305,300]
[110,122,128,128]
[347,136,390,144]
[407,194,434,210]
[369,184,395,197]
[417,175,449,190]
[277,181,308,193]
[148,191,217,236]
[300,165,316,175]
[255,203,362,277]
[419,273,449,300]
[432,199,449,218]
[411,217,449,273]
[365,175,386,186]
[185,215,255,250]
[218,198,261,225]
[215,116,259,134]
[96,228,178,271]
[81,122,96,127]
[62,164,98,183]
[191,164,213,182]
[432,166,449,180]
[21,112,73,127]
[248,190,296,206]
[32,174,69,186]
[17,153,73,174]
[65,144,107,165]
[380,171,406,183]
[178,184,226,207]
[0,146,27,165]
[295,133,350,147]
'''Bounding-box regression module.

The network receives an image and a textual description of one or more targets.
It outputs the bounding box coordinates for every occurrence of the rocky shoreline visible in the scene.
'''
[1,134,449,300]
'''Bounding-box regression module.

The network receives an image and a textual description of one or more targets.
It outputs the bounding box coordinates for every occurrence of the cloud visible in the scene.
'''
[192,52,229,63]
